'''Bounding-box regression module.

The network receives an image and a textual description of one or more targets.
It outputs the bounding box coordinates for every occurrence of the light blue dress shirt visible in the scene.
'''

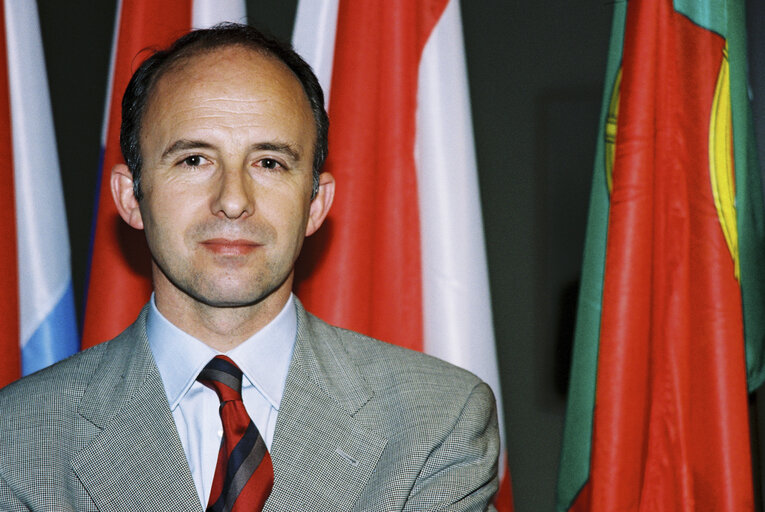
[147,294,296,508]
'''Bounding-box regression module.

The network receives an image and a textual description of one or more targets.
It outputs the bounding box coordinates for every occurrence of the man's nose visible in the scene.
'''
[212,165,253,219]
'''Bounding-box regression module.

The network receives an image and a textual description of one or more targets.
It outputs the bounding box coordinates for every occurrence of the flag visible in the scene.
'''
[557,0,765,510]
[293,1,513,508]
[0,0,79,387]
[81,0,245,349]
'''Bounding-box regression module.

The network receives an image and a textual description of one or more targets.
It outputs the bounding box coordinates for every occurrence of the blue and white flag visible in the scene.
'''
[0,0,77,385]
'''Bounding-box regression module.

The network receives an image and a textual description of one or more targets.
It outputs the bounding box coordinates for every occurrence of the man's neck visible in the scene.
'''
[153,285,292,353]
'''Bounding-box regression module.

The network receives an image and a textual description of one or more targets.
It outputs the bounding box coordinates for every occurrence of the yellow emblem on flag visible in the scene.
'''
[709,43,739,280]
[605,68,622,194]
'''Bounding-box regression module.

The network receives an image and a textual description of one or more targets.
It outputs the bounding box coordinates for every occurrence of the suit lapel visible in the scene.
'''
[265,302,387,511]
[71,309,201,512]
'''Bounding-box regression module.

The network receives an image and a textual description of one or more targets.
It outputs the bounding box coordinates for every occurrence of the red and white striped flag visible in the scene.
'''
[82,0,245,349]
[293,1,513,509]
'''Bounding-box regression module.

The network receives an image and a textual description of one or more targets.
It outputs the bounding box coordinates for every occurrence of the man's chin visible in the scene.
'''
[184,282,287,310]
[190,292,269,309]
[155,265,293,311]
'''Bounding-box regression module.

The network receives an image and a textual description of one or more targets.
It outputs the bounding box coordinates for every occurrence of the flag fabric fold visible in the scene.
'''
[81,0,245,349]
[0,0,18,387]
[0,0,78,387]
[557,0,765,510]
[293,1,513,509]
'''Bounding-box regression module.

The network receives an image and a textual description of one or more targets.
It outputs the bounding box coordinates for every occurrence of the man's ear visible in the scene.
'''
[111,163,144,230]
[305,172,335,236]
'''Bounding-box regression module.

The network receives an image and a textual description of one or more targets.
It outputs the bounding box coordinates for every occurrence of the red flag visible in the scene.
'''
[294,1,431,351]
[82,0,190,349]
[82,0,245,348]
[558,0,765,509]
[0,0,20,386]
[293,0,513,508]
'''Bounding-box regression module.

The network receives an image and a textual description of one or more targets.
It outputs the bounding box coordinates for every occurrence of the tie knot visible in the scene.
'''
[197,355,244,403]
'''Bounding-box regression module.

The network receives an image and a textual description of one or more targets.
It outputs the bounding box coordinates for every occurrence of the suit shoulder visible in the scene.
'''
[0,341,108,415]
[0,307,148,410]
[300,312,498,484]
[304,311,485,397]
[0,342,112,489]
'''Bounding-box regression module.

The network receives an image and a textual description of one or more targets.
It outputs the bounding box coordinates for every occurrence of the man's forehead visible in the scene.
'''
[137,43,316,163]
[142,45,312,128]
[153,45,295,92]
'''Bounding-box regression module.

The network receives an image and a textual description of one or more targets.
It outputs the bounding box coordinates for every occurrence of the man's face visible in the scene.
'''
[129,46,327,310]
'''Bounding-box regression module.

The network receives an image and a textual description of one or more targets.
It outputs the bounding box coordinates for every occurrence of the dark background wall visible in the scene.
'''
[35,1,765,511]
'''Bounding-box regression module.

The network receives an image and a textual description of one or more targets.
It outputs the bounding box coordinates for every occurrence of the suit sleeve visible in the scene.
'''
[404,381,500,511]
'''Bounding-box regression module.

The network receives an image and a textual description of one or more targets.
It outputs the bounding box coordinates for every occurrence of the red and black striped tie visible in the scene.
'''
[198,355,274,512]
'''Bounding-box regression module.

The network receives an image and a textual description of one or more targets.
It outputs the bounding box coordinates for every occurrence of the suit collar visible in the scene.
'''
[73,306,202,511]
[265,300,387,511]
[290,299,374,415]
[78,300,370,425]
[77,306,154,428]
[71,301,388,511]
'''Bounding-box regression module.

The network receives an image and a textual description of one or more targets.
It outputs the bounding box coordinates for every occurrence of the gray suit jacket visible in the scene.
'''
[0,302,499,511]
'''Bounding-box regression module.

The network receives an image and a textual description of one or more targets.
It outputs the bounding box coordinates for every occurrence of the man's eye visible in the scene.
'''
[182,155,204,166]
[260,158,282,170]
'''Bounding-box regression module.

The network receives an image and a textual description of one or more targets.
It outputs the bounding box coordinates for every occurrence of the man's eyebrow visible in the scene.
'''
[250,142,302,161]
[161,139,215,160]
[160,140,303,162]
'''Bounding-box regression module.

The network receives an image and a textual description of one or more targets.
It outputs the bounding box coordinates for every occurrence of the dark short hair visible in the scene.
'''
[120,22,328,200]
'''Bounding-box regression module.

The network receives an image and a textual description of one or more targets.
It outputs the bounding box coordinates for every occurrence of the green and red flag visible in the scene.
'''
[557,0,765,510]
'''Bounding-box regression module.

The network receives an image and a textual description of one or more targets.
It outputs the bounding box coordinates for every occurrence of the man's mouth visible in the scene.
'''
[200,238,259,255]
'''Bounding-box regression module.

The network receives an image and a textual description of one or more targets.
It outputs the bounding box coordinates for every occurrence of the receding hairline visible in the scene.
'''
[140,43,317,146]
[146,42,308,105]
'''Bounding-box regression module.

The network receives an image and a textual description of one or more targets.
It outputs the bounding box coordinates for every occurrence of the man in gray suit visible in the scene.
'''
[0,24,499,511]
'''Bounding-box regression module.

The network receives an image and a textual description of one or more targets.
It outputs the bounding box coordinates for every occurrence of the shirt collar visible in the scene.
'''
[147,293,297,411]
